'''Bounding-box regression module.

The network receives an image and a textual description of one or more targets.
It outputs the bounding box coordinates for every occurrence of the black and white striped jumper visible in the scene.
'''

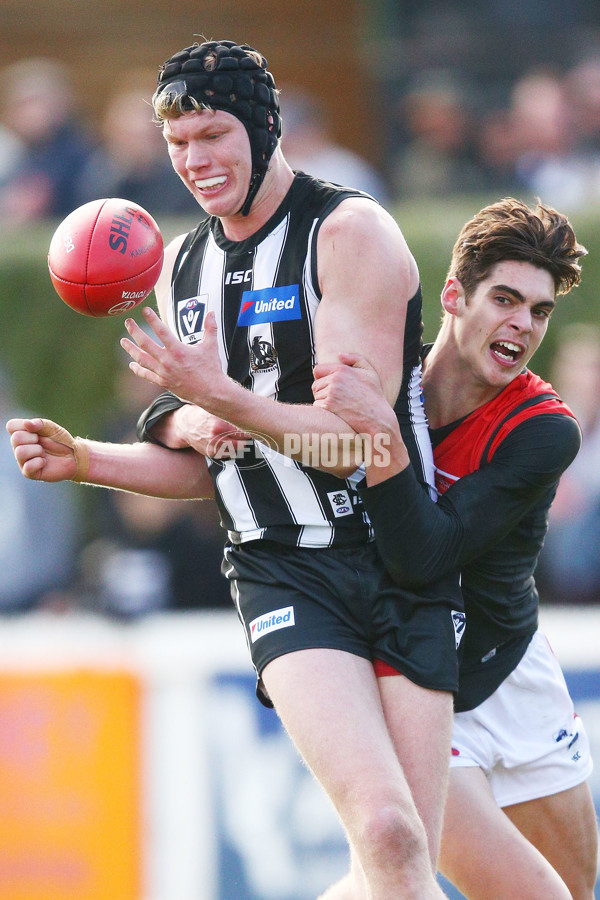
[167,173,433,548]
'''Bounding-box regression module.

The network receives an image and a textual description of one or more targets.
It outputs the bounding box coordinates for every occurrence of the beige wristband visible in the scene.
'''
[37,419,90,483]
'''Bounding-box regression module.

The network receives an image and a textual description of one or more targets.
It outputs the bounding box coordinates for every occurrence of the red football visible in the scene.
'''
[48,198,164,317]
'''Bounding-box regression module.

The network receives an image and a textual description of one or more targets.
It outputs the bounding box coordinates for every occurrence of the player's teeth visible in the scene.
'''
[497,341,520,353]
[195,176,226,189]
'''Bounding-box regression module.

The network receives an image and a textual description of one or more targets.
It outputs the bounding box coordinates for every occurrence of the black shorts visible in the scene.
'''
[222,540,461,706]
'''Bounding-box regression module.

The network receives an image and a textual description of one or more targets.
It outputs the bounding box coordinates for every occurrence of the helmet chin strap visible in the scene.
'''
[240,172,264,217]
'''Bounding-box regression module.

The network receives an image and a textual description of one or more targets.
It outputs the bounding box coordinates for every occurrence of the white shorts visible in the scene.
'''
[450,630,593,807]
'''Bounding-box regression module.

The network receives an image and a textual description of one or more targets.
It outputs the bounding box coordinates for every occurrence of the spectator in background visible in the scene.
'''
[0,57,95,224]
[0,364,80,612]
[508,68,589,209]
[565,56,600,153]
[390,69,487,200]
[279,86,390,205]
[479,64,600,210]
[0,123,23,184]
[74,77,201,217]
[536,323,600,604]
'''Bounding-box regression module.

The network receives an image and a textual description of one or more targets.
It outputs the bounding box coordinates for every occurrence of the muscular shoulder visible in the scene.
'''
[317,197,418,293]
[319,197,401,247]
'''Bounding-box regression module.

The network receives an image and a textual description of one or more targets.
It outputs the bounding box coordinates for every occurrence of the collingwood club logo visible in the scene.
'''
[250,336,278,372]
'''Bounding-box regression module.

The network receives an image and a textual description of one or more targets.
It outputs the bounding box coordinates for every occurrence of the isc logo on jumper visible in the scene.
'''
[237,285,301,326]
[176,296,207,344]
[250,606,295,643]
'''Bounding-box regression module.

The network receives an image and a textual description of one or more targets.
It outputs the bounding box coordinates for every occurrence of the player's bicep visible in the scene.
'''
[314,199,418,404]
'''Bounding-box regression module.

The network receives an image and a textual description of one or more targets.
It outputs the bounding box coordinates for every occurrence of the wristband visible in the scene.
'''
[38,419,90,483]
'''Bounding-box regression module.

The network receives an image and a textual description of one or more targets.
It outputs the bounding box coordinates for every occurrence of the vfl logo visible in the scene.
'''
[327,490,353,518]
[237,284,301,326]
[452,610,466,648]
[250,606,295,643]
[250,337,278,372]
[176,296,207,344]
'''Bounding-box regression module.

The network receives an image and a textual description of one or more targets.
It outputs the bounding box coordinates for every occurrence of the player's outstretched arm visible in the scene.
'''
[6,417,214,500]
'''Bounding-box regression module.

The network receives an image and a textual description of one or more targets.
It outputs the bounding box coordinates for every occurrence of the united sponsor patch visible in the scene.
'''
[237,284,301,326]
[250,606,295,643]
[176,295,207,344]
[327,490,353,518]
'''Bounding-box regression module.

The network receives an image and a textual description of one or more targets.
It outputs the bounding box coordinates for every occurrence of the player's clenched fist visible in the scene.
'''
[6,418,89,482]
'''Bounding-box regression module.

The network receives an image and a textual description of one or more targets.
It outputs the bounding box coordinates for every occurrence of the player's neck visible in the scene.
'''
[220,153,295,242]
[423,337,503,428]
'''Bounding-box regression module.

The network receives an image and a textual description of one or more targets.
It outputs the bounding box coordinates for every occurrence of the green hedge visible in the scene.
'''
[1,198,599,436]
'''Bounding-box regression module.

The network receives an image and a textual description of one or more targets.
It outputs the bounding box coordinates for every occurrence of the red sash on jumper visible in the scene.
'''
[434,371,576,496]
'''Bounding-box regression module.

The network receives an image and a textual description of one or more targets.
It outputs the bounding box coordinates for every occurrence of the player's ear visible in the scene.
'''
[440,277,465,316]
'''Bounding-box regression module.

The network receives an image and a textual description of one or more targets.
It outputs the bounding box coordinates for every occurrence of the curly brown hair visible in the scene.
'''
[447,198,587,297]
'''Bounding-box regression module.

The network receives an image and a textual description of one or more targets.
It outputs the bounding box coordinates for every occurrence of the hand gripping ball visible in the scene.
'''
[48,198,164,317]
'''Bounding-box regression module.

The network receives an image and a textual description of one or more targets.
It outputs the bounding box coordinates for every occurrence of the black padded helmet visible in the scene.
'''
[155,40,282,216]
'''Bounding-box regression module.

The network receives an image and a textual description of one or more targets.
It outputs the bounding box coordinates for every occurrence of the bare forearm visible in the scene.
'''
[80,439,213,499]
[216,384,362,476]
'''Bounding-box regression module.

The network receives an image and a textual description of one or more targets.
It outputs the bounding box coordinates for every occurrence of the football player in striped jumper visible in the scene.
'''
[313,198,598,900]
[8,39,461,900]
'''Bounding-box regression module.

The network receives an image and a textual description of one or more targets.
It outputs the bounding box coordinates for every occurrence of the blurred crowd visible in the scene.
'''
[388,58,600,209]
[0,58,200,226]
[4,52,600,222]
[2,47,600,616]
